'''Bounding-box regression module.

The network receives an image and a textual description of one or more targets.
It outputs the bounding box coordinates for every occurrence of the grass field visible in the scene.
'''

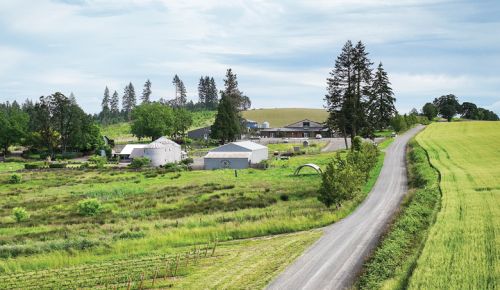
[242,108,328,127]
[409,121,500,289]
[0,146,384,288]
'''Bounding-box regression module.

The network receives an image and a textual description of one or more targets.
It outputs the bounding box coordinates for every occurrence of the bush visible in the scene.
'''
[78,198,102,216]
[279,194,289,201]
[89,156,107,169]
[181,158,194,165]
[9,174,22,184]
[49,163,67,169]
[12,207,30,222]
[129,157,150,169]
[24,162,46,170]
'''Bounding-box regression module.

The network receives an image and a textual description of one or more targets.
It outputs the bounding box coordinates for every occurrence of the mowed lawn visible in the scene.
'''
[411,122,500,289]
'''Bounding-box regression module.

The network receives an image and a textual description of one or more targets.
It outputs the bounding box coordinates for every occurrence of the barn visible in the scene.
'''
[204,141,268,170]
[144,137,182,167]
[117,144,148,159]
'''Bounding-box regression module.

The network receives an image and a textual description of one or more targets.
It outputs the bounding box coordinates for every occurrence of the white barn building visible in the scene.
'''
[204,141,268,170]
[144,137,182,167]
[117,144,148,159]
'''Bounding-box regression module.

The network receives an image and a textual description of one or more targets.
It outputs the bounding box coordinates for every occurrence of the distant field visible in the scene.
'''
[242,108,328,127]
[410,122,500,289]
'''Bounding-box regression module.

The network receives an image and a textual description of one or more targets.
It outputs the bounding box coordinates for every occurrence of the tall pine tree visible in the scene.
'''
[172,75,187,107]
[198,76,207,106]
[141,79,152,104]
[207,77,218,109]
[110,90,120,116]
[223,68,250,111]
[368,63,396,130]
[211,92,241,144]
[102,87,110,112]
[122,82,136,120]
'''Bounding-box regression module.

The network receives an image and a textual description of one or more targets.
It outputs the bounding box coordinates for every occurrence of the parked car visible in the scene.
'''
[315,134,322,139]
[391,132,397,137]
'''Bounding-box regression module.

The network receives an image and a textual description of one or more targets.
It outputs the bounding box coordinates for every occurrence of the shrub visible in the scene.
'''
[89,156,107,169]
[24,162,46,170]
[49,163,67,169]
[9,174,22,184]
[181,157,194,165]
[12,207,30,222]
[279,193,289,201]
[129,157,150,169]
[78,198,102,216]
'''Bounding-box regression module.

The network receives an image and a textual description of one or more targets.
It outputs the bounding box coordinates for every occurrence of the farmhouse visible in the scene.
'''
[204,141,268,169]
[259,119,331,138]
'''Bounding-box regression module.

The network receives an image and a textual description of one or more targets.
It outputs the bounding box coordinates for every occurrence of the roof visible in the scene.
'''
[231,141,267,150]
[119,144,148,155]
[285,119,324,128]
[152,137,181,147]
[204,152,251,159]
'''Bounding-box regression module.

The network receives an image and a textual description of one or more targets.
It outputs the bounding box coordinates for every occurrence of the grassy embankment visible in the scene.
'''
[408,122,499,289]
[357,136,440,289]
[358,121,499,290]
[0,143,385,288]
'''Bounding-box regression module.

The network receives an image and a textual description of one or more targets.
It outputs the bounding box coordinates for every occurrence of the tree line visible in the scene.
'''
[421,94,498,122]
[1,93,103,156]
[325,40,397,147]
[97,68,251,126]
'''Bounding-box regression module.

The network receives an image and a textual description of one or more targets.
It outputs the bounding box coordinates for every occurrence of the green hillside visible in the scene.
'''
[242,108,328,127]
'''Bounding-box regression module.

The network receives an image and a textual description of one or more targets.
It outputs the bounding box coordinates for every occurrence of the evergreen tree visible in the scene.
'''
[326,40,376,146]
[141,79,152,104]
[368,63,396,130]
[102,87,110,112]
[325,40,356,148]
[172,75,187,107]
[211,92,241,143]
[69,92,77,104]
[198,76,207,106]
[122,82,136,120]
[223,68,250,111]
[207,77,219,109]
[110,90,120,115]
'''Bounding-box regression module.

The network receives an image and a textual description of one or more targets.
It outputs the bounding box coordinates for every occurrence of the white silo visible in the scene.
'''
[261,121,270,129]
[144,137,182,167]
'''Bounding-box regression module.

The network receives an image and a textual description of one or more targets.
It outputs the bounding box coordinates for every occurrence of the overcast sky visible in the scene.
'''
[0,0,499,114]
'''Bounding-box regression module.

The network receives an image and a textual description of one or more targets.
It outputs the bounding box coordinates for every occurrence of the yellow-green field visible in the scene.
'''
[242,108,328,127]
[411,122,500,289]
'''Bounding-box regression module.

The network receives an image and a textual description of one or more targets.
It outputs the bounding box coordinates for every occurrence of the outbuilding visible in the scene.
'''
[204,141,268,170]
[118,144,148,159]
[144,137,182,167]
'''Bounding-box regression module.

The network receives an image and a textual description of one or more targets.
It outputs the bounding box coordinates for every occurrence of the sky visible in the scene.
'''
[0,0,499,114]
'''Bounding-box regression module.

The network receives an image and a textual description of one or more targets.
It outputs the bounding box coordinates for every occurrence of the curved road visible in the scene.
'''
[267,125,424,290]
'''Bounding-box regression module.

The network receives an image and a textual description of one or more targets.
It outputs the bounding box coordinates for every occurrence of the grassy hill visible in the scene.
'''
[242,108,328,127]
[409,122,500,289]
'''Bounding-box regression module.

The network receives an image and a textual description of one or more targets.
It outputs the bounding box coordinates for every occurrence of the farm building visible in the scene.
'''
[118,137,182,167]
[204,141,268,169]
[187,126,211,140]
[117,144,148,159]
[259,119,331,138]
[144,137,182,167]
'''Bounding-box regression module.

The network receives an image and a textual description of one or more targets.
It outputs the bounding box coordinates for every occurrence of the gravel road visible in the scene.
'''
[267,125,424,290]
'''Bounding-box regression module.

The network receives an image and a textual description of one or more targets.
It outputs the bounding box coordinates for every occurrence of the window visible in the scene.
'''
[303,121,310,127]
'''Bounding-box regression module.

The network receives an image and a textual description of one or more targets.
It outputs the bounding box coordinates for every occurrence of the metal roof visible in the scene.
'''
[152,137,181,147]
[204,152,251,159]
[119,144,148,155]
[231,141,267,150]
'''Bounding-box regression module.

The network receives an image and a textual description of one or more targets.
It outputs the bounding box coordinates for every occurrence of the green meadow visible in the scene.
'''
[0,146,386,288]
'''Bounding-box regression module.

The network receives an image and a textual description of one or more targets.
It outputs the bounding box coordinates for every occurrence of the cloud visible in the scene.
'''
[0,0,499,115]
